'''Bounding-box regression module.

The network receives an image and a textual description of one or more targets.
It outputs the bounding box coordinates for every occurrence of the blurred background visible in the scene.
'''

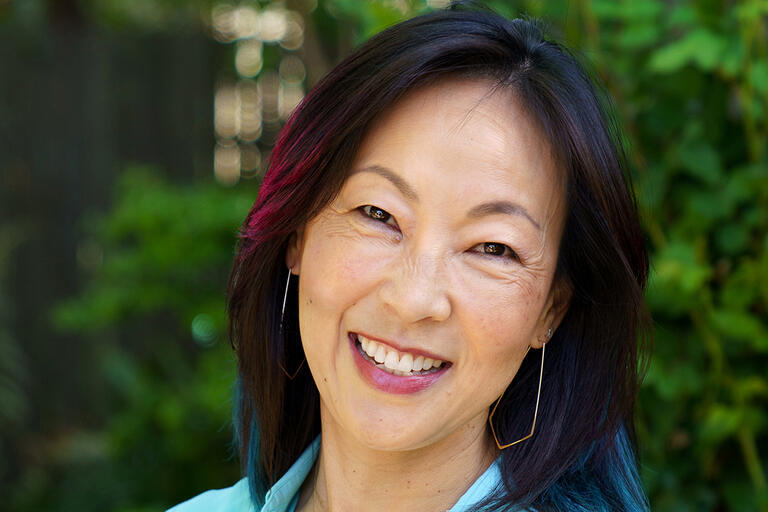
[0,0,766,510]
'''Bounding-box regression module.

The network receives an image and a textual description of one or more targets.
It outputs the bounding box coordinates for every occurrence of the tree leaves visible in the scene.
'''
[649,28,728,73]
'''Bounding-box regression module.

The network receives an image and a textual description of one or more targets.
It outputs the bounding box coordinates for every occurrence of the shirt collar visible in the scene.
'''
[261,437,321,512]
[449,459,502,511]
[260,436,502,512]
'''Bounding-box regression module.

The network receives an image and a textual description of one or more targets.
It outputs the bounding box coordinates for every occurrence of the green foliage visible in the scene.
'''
[34,0,768,510]
[578,0,768,509]
[54,166,253,336]
[33,167,254,511]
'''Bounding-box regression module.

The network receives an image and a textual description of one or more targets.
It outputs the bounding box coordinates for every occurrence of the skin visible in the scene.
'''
[286,78,570,511]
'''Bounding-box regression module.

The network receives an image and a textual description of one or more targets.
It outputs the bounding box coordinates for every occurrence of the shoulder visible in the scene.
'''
[166,478,255,512]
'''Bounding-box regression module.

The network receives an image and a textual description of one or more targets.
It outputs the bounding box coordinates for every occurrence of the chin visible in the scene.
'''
[356,429,434,453]
[336,410,447,453]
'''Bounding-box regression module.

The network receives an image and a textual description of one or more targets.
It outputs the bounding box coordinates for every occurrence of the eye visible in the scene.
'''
[473,242,519,262]
[359,205,399,228]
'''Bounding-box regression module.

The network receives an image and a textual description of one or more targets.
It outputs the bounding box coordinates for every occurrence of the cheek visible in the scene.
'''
[468,301,525,354]
[457,273,546,368]
[298,225,394,322]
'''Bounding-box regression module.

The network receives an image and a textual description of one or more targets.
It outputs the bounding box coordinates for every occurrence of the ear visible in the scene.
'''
[285,226,305,275]
[531,276,572,348]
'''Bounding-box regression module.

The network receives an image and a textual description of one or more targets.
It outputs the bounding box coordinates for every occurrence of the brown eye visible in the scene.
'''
[484,242,505,255]
[360,205,398,227]
[366,206,390,222]
[481,242,519,261]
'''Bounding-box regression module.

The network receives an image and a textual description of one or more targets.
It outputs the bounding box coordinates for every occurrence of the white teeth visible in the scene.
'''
[374,344,386,363]
[397,353,413,372]
[356,334,446,374]
[384,350,400,370]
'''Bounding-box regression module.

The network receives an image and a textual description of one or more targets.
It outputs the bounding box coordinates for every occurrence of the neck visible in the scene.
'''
[297,408,497,512]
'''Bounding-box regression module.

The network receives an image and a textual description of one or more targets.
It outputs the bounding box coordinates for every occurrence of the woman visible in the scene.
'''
[170,4,651,511]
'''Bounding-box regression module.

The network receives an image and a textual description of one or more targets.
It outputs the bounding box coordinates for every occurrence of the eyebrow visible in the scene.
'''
[349,164,542,231]
[349,165,419,202]
[467,200,542,231]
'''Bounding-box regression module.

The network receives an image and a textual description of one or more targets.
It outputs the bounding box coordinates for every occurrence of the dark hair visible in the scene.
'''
[228,4,651,511]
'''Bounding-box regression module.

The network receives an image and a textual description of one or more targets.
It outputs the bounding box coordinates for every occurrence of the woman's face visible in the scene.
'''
[287,79,567,453]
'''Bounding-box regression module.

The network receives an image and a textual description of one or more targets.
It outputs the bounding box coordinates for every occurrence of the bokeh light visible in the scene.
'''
[235,39,263,77]
[279,55,306,84]
[259,70,281,124]
[278,83,304,120]
[233,5,260,39]
[238,80,263,142]
[257,7,288,42]
[211,3,237,42]
[214,141,241,186]
[279,11,305,50]
[210,2,307,179]
[214,83,240,139]
[190,313,217,347]
[240,144,262,177]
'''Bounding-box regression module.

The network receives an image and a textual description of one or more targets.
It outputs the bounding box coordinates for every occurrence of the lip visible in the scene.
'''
[354,331,449,362]
[348,333,450,394]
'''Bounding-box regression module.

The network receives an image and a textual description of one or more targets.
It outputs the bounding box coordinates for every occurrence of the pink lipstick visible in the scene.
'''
[348,333,450,394]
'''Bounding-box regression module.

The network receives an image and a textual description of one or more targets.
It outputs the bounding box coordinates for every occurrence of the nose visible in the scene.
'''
[377,252,452,324]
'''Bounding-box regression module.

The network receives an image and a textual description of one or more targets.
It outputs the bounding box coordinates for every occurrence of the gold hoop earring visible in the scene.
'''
[489,341,547,450]
[279,268,305,380]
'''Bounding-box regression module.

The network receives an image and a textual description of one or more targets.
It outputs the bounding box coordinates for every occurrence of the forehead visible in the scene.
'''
[349,78,564,229]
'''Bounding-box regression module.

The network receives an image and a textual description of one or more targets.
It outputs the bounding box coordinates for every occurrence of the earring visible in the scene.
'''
[488,340,547,450]
[279,268,305,380]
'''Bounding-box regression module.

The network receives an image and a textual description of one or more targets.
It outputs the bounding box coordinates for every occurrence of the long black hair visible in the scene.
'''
[228,4,651,510]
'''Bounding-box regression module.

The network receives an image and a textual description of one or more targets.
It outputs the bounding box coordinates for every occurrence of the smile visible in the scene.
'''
[349,332,451,394]
[355,334,447,376]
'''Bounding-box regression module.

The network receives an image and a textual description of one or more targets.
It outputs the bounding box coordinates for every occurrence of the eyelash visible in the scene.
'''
[357,205,520,263]
[471,242,519,262]
[359,205,399,229]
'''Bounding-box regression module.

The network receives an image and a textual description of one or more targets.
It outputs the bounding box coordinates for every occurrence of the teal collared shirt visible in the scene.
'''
[167,437,503,512]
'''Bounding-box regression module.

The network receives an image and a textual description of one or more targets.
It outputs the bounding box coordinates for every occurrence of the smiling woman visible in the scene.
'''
[287,80,565,460]
[169,3,651,512]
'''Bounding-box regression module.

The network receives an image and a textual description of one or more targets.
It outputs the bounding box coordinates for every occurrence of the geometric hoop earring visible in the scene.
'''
[278,268,305,380]
[488,327,551,450]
